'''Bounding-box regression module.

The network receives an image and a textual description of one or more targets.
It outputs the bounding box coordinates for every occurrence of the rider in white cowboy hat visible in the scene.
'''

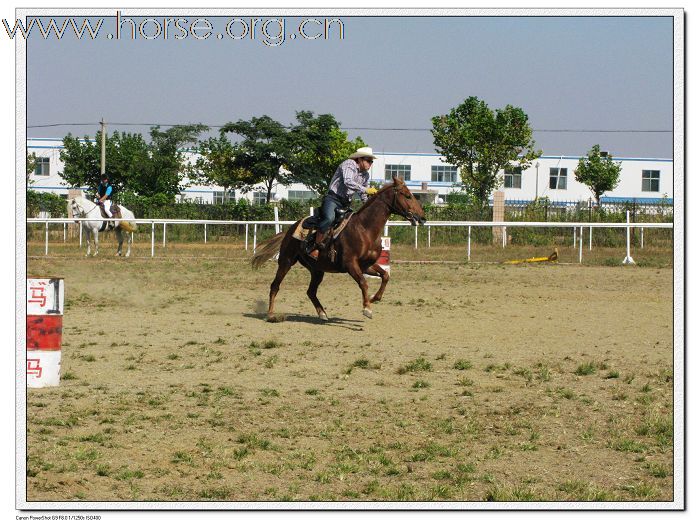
[307,146,379,260]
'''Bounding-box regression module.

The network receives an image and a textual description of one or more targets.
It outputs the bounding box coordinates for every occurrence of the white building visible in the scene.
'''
[27,137,673,206]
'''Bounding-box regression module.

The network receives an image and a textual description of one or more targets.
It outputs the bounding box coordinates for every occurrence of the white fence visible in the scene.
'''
[27,212,672,263]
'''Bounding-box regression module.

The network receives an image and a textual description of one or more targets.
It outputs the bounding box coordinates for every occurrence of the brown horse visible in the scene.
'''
[251,176,426,321]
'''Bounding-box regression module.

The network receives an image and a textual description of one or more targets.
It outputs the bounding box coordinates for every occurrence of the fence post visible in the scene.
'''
[163,223,167,248]
[384,224,389,237]
[274,207,280,234]
[45,221,49,256]
[245,223,249,251]
[63,223,66,243]
[151,221,155,258]
[589,226,593,251]
[79,222,82,247]
[414,225,418,249]
[622,210,635,264]
[579,226,583,264]
[204,223,207,244]
[428,225,431,248]
[641,227,644,249]
[467,225,471,262]
[573,227,577,248]
[253,224,257,253]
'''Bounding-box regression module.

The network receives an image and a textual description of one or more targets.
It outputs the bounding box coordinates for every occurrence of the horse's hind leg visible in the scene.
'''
[115,229,123,256]
[126,232,132,258]
[307,270,328,321]
[267,255,296,322]
[365,264,390,303]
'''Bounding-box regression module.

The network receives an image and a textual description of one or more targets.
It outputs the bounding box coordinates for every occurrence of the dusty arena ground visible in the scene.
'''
[25,243,674,504]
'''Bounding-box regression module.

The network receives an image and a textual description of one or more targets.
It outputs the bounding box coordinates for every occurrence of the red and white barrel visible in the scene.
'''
[366,237,391,279]
[26,277,64,388]
[378,236,391,275]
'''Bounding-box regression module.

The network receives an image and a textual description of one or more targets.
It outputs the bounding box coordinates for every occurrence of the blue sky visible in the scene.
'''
[26,13,673,157]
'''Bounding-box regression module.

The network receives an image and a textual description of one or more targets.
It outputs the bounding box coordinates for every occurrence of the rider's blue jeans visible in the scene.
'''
[317,193,347,233]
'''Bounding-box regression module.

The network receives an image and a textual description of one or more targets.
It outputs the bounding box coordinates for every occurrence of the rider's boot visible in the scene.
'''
[308,230,326,260]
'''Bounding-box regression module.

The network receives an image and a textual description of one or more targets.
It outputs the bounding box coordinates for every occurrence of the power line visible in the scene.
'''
[26,122,673,133]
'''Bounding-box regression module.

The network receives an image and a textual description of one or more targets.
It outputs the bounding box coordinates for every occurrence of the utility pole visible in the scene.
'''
[100,118,106,175]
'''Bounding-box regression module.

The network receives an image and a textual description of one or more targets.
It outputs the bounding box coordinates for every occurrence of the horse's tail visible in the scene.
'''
[251,232,286,269]
[118,221,137,233]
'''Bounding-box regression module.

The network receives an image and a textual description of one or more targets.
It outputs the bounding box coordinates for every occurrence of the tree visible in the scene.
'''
[286,111,365,196]
[188,131,257,197]
[59,124,207,202]
[221,116,292,203]
[26,151,37,187]
[431,96,541,208]
[574,144,621,205]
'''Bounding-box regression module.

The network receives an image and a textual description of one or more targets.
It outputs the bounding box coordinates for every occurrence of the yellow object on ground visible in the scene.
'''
[505,248,558,264]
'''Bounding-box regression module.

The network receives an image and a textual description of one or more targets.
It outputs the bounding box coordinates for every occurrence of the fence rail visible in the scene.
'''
[27,213,672,264]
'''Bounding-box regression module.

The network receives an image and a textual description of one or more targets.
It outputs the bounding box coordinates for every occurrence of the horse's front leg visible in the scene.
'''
[365,263,390,303]
[85,228,91,256]
[307,270,328,320]
[125,232,132,258]
[93,230,99,257]
[346,261,373,319]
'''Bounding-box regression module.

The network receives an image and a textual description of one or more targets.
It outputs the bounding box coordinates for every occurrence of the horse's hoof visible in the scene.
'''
[363,308,373,319]
[319,312,328,321]
[370,295,381,303]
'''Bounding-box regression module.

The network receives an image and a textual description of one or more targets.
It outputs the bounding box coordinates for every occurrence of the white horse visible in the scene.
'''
[69,194,137,257]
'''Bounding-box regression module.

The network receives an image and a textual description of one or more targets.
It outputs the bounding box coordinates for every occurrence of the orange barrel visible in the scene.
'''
[26,277,64,388]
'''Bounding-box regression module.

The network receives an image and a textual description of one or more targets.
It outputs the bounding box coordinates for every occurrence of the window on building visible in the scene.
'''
[213,190,236,204]
[385,164,411,181]
[549,167,567,190]
[642,170,660,192]
[431,165,458,183]
[504,166,522,189]
[34,157,50,176]
[287,190,318,201]
[252,192,267,205]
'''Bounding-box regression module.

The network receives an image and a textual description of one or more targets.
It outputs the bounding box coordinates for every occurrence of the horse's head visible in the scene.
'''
[69,198,84,218]
[385,176,426,226]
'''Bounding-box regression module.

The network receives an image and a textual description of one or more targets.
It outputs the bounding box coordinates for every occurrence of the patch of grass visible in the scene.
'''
[605,370,620,379]
[397,357,432,375]
[412,380,430,389]
[114,467,145,481]
[622,482,658,499]
[609,438,647,453]
[645,462,670,478]
[486,485,538,502]
[171,451,194,465]
[304,389,319,396]
[557,480,616,501]
[575,362,596,376]
[536,364,551,382]
[453,360,473,371]
[61,371,78,380]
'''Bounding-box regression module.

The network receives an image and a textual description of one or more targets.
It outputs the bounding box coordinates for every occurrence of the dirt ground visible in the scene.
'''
[25,246,674,505]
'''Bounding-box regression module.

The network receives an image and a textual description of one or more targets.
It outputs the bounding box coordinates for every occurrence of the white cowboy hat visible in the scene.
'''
[349,147,378,160]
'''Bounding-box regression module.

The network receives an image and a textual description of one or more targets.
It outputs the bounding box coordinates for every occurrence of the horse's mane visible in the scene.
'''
[355,180,401,214]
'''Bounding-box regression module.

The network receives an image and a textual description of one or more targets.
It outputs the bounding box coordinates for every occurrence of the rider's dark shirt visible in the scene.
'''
[98,183,113,199]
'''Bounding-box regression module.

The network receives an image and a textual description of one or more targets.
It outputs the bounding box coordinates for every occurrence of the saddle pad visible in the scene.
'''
[292,217,313,241]
[291,213,354,242]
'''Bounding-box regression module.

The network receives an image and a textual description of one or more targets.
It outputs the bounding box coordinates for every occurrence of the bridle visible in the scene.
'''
[382,184,422,224]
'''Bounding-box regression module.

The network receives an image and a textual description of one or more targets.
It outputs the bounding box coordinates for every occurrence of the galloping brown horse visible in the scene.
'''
[251,176,426,321]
